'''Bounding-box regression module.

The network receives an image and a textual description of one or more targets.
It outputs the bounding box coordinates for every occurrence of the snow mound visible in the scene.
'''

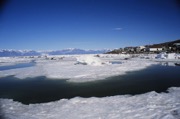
[76,55,107,66]
[1,87,180,119]
[167,53,176,59]
[155,53,179,59]
[156,53,167,59]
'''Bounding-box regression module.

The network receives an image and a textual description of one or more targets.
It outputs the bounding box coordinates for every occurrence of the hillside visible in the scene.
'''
[107,39,180,54]
[146,39,180,47]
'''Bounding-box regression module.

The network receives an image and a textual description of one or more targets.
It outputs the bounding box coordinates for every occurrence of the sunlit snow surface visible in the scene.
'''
[0,54,180,119]
[0,87,180,119]
[0,54,159,82]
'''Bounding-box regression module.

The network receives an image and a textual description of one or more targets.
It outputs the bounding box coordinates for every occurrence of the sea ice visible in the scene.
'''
[1,87,180,119]
[0,53,179,82]
[0,54,180,119]
[156,53,167,59]
[0,57,33,66]
[0,54,157,82]
[155,53,180,60]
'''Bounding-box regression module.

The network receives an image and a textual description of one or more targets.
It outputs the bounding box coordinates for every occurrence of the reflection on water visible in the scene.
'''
[0,64,180,104]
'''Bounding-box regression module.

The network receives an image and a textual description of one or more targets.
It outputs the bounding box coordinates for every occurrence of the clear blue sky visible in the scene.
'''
[0,0,180,50]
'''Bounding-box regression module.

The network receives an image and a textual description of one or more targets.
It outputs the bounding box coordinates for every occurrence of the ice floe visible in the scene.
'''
[0,54,157,82]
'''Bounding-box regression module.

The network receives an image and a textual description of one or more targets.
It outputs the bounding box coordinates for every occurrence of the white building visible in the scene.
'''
[146,46,163,52]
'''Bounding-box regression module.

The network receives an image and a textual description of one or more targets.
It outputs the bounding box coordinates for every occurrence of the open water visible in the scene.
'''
[0,63,180,104]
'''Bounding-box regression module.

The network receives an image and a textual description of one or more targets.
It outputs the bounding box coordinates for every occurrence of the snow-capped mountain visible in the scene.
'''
[0,49,41,57]
[47,48,111,55]
[0,49,112,57]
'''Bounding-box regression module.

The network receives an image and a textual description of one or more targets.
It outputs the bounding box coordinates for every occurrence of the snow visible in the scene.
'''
[156,53,167,59]
[76,55,110,66]
[0,54,157,82]
[155,53,179,60]
[0,53,179,82]
[167,53,176,59]
[1,87,180,119]
[0,57,33,66]
[0,53,180,119]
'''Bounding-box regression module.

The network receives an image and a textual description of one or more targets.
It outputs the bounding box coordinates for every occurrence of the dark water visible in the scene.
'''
[0,62,35,71]
[0,64,180,104]
[111,61,122,64]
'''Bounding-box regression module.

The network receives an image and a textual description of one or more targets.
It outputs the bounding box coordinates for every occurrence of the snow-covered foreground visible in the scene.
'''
[0,54,180,119]
[0,54,159,82]
[1,87,180,119]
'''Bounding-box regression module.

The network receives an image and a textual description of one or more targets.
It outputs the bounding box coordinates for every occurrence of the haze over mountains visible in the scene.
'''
[0,48,111,57]
[1,40,179,57]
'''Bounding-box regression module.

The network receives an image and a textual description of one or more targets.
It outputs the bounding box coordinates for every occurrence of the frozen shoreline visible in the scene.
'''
[0,54,159,82]
[0,54,179,82]
[1,87,180,119]
[0,54,180,119]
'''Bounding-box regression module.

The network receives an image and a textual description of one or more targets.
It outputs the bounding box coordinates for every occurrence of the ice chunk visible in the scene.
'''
[156,53,167,59]
[76,55,107,66]
[167,53,176,59]
[155,53,179,60]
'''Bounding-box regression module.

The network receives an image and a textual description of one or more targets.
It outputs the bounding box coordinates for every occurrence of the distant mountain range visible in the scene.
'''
[0,48,112,57]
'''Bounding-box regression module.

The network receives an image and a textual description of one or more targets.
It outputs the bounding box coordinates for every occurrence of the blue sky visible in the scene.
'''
[0,0,180,50]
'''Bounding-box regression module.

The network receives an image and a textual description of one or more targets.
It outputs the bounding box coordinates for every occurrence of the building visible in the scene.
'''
[146,46,163,52]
